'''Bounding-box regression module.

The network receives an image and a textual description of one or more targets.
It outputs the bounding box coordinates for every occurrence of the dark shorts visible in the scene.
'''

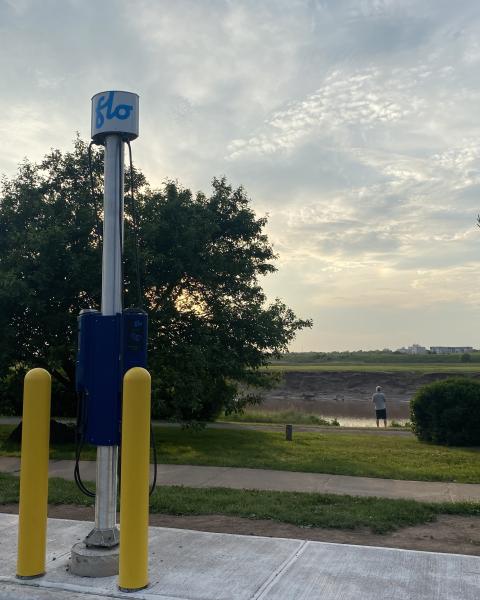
[376,408,387,420]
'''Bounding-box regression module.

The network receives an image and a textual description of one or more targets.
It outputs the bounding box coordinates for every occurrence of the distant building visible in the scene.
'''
[430,346,474,354]
[410,344,428,355]
[397,344,428,355]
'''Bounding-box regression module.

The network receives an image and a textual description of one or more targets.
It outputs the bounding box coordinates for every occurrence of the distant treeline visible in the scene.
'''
[275,350,480,365]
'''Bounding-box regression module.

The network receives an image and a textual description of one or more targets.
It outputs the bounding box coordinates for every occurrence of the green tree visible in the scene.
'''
[0,139,311,420]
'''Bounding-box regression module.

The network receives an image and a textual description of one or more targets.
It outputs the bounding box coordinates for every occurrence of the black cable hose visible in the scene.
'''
[125,140,157,496]
[150,424,157,496]
[118,139,124,312]
[117,425,157,497]
[126,140,143,309]
[74,393,95,498]
[87,141,103,241]
[74,445,95,498]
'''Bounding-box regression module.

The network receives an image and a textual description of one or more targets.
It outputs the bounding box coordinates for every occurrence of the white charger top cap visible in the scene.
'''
[91,91,139,142]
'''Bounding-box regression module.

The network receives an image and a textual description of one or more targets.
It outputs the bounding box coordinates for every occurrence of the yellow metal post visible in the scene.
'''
[118,367,151,592]
[16,368,51,579]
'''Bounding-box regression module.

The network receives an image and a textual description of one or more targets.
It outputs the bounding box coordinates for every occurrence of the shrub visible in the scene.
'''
[410,378,480,446]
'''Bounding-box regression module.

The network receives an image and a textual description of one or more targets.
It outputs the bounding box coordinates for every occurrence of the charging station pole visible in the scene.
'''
[89,133,124,547]
[88,91,139,549]
[70,92,140,570]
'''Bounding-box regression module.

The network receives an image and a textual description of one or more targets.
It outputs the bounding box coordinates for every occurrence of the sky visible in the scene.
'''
[1,0,480,351]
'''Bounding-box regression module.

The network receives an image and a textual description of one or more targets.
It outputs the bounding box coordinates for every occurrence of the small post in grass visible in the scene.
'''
[17,368,51,579]
[118,367,151,592]
[285,424,293,441]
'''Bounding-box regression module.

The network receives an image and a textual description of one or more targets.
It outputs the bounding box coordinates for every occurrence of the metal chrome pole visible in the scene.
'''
[86,134,124,547]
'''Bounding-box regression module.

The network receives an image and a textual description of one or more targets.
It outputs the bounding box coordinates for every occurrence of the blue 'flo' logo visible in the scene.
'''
[95,92,133,129]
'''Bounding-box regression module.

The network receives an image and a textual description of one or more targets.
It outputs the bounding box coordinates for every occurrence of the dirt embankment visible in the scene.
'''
[260,371,480,420]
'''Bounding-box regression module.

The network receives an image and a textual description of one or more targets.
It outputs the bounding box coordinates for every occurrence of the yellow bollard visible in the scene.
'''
[118,367,151,592]
[16,368,51,579]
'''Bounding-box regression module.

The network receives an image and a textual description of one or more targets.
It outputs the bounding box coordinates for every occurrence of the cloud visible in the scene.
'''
[227,66,418,159]
[1,0,480,349]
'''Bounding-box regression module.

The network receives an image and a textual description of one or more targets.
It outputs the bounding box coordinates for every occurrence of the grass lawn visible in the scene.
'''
[264,364,480,373]
[0,472,479,534]
[1,425,479,483]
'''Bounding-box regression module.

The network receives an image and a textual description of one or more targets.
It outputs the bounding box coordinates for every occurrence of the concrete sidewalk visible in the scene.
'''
[0,514,479,600]
[1,456,479,503]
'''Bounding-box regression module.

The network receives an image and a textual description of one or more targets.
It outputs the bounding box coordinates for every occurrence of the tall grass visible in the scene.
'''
[220,410,410,428]
[220,410,340,426]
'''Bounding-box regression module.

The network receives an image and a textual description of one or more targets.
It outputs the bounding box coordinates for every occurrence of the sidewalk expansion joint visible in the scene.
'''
[250,540,308,600]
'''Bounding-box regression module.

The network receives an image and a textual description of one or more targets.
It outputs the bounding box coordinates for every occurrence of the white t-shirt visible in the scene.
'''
[372,392,386,410]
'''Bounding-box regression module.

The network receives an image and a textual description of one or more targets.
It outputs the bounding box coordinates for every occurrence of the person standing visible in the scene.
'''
[372,386,387,428]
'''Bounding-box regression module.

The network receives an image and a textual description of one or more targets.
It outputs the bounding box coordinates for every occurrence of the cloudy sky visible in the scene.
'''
[1,0,480,351]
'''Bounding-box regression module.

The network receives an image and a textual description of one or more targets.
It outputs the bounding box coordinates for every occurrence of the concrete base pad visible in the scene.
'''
[69,542,119,577]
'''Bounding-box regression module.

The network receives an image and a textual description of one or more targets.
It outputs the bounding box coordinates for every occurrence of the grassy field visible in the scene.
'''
[218,411,408,427]
[265,363,480,373]
[274,351,480,366]
[0,472,479,534]
[1,425,479,483]
[218,410,341,426]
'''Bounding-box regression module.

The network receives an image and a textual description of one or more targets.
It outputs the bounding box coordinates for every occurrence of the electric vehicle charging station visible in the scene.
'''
[70,91,147,574]
[12,90,480,600]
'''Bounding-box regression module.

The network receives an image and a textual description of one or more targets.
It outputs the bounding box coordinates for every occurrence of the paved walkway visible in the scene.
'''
[1,456,479,503]
[2,515,479,599]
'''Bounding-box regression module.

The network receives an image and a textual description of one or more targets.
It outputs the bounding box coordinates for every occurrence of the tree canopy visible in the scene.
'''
[0,138,311,420]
